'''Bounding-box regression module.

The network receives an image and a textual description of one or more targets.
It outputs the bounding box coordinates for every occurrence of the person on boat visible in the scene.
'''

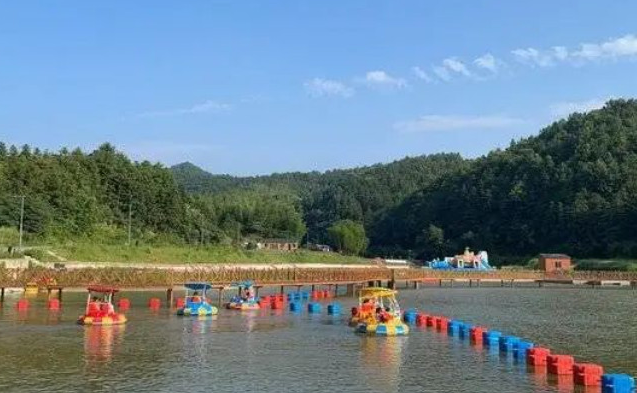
[383,307,393,322]
[88,296,101,316]
[192,291,201,303]
[361,298,374,317]
[106,300,115,315]
[372,306,383,322]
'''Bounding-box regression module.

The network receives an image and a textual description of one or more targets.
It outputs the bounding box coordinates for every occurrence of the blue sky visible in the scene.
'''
[1,1,637,175]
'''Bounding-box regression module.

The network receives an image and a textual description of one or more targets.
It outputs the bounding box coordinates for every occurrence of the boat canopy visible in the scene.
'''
[358,288,397,299]
[184,282,212,291]
[230,280,255,288]
[87,286,119,293]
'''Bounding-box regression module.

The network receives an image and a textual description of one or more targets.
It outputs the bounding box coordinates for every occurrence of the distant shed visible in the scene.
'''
[257,239,299,252]
[538,254,571,272]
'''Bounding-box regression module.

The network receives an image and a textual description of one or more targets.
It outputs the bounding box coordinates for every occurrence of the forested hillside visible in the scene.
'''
[372,99,637,259]
[0,143,189,243]
[2,99,637,261]
[171,153,469,245]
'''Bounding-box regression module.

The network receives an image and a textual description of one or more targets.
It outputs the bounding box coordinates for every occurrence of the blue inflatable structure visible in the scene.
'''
[427,248,494,270]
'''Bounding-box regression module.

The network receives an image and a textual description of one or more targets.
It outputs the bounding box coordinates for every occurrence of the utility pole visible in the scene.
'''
[18,195,24,251]
[127,200,132,246]
[200,216,204,245]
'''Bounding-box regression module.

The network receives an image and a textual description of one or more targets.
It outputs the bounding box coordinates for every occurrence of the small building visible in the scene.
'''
[257,239,299,252]
[308,243,332,252]
[379,259,412,269]
[538,253,571,272]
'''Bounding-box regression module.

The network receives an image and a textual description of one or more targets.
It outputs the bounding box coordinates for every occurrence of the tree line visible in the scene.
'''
[2,99,637,259]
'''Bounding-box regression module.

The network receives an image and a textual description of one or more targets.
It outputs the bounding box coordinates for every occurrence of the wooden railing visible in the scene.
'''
[0,266,634,288]
[0,267,394,288]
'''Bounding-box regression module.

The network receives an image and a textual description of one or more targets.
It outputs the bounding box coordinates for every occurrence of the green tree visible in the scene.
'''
[327,220,368,255]
[424,224,445,257]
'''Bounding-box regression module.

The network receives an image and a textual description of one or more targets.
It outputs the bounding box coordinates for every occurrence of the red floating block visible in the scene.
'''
[527,347,551,366]
[16,298,29,310]
[425,315,435,327]
[47,299,60,310]
[118,298,131,310]
[470,326,485,343]
[416,313,427,326]
[322,290,331,298]
[573,363,604,386]
[148,297,161,308]
[174,297,185,308]
[436,317,449,331]
[548,354,575,375]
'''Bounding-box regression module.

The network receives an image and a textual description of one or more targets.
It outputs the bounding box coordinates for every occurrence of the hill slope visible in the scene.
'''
[171,153,470,245]
[372,99,637,259]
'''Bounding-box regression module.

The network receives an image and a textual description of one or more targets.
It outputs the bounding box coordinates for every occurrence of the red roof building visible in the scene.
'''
[538,254,571,272]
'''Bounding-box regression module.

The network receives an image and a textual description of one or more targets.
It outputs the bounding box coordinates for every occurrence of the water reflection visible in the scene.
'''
[46,309,62,325]
[16,309,29,322]
[527,364,549,391]
[359,336,406,392]
[548,374,575,393]
[83,325,126,367]
[244,311,256,332]
[190,315,217,334]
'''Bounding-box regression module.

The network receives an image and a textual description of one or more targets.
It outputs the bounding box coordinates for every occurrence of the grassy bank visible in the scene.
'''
[574,259,637,272]
[26,243,369,264]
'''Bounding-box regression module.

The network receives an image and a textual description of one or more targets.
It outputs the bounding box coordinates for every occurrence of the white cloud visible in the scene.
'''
[511,47,554,67]
[394,114,524,133]
[411,66,433,83]
[442,58,472,77]
[550,98,611,118]
[304,78,354,98]
[431,58,474,82]
[432,66,451,82]
[363,70,407,89]
[137,100,231,118]
[511,34,637,69]
[552,46,569,61]
[474,53,499,73]
[572,34,637,60]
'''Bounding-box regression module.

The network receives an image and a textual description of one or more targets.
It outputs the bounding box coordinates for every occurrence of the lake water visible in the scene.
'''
[0,286,634,392]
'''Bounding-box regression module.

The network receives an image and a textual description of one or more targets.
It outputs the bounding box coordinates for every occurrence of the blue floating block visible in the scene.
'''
[307,303,321,313]
[513,340,534,358]
[403,310,417,324]
[483,330,502,346]
[301,292,309,300]
[602,374,636,393]
[447,320,461,335]
[499,336,520,352]
[327,303,341,315]
[289,302,301,312]
[459,324,474,339]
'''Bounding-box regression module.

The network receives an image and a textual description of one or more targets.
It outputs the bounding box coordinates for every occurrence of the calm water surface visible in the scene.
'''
[0,286,634,393]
